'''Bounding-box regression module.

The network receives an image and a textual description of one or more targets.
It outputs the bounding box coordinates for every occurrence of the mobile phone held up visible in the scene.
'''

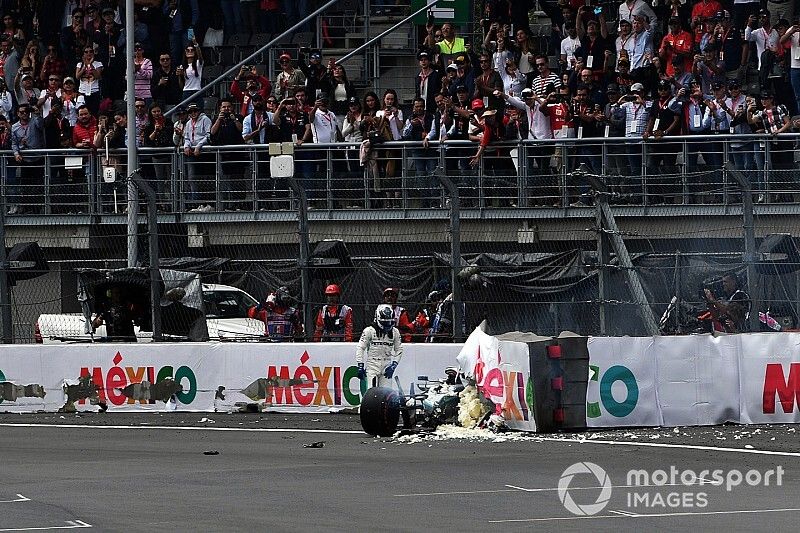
[187,27,194,42]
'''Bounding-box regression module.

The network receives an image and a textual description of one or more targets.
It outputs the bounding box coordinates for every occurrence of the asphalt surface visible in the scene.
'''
[0,413,798,532]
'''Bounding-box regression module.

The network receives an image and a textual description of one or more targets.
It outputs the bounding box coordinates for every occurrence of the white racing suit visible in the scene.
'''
[356,325,403,388]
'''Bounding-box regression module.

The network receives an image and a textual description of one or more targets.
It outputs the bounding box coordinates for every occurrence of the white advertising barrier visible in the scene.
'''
[0,343,466,413]
[740,333,800,424]
[652,334,740,426]
[586,337,661,428]
[457,328,536,432]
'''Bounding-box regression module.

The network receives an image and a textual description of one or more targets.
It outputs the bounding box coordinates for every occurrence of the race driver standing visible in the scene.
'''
[356,304,403,388]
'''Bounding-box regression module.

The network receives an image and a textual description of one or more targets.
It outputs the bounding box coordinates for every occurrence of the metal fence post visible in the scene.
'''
[287,176,312,340]
[0,183,11,343]
[437,172,463,342]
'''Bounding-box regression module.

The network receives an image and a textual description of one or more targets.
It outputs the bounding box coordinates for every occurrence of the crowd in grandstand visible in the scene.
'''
[1,1,799,213]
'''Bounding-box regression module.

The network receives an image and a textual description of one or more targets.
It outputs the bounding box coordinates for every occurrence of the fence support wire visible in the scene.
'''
[581,166,659,336]
[725,162,760,333]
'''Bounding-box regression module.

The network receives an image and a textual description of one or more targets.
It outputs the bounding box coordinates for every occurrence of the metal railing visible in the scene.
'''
[1,134,797,216]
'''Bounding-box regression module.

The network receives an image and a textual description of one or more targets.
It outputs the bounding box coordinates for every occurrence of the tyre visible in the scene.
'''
[360,387,401,437]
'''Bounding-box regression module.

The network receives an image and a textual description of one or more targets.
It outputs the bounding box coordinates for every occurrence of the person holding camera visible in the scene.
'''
[11,103,45,214]
[182,102,212,209]
[151,52,183,108]
[273,53,306,101]
[704,272,751,333]
[210,98,245,210]
[232,65,271,117]
[402,97,435,207]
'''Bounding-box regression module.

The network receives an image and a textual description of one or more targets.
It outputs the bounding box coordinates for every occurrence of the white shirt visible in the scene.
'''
[182,60,203,91]
[789,32,800,69]
[618,0,658,28]
[745,26,778,70]
[376,108,405,140]
[77,61,103,95]
[311,108,338,143]
[506,95,553,140]
[560,35,581,70]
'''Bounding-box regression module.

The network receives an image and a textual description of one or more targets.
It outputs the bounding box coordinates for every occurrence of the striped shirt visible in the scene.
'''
[531,72,561,97]
[618,100,652,137]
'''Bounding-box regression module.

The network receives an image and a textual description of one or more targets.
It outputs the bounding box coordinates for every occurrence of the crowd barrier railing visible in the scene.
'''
[1,133,796,215]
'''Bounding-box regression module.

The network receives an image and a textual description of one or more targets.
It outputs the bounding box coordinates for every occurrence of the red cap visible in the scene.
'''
[325,284,341,295]
[471,98,485,110]
[279,53,292,61]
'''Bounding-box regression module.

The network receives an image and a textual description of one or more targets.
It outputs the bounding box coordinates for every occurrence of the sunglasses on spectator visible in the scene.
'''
[49,77,59,82]
[160,57,170,61]
[186,48,195,52]
[84,48,94,53]
[135,103,146,108]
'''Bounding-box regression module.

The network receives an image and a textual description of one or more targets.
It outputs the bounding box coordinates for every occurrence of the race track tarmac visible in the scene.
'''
[0,413,797,532]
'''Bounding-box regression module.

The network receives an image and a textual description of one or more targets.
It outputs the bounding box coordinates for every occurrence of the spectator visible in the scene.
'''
[273,95,312,202]
[474,52,503,110]
[231,65,271,116]
[164,0,199,67]
[0,114,15,214]
[14,71,39,107]
[38,74,61,118]
[692,0,724,34]
[182,102,212,209]
[299,49,326,102]
[415,50,442,112]
[39,44,68,89]
[143,103,174,207]
[450,54,476,98]
[72,104,98,150]
[0,78,12,119]
[59,77,84,126]
[661,16,694,77]
[693,44,725,95]
[241,94,281,208]
[615,19,635,67]
[615,82,651,176]
[210,98,246,210]
[619,0,658,29]
[500,57,527,96]
[1,12,23,42]
[134,97,150,147]
[746,9,778,71]
[19,40,38,76]
[483,24,515,73]
[781,19,800,113]
[151,52,183,108]
[560,20,581,72]
[273,53,306,101]
[11,103,45,214]
[531,54,561,96]
[75,45,102,114]
[92,7,121,67]
[425,22,467,68]
[747,90,792,183]
[60,8,88,68]
[724,80,756,185]
[178,38,203,107]
[319,62,356,117]
[172,105,188,147]
[402,97,435,206]
[713,10,749,83]
[43,99,72,211]
[643,79,682,201]
[500,87,554,189]
[576,18,612,80]
[342,97,365,185]
[375,89,405,205]
[515,28,537,84]
[132,42,152,105]
[630,15,654,70]
[573,84,604,174]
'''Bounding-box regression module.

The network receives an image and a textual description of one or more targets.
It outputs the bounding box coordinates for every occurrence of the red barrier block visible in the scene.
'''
[546,345,562,359]
[551,377,563,390]
[553,408,565,423]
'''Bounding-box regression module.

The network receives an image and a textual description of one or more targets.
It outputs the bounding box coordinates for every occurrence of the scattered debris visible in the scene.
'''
[303,441,325,448]
[203,450,219,455]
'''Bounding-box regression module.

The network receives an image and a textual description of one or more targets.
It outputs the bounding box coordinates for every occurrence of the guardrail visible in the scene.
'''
[1,133,796,215]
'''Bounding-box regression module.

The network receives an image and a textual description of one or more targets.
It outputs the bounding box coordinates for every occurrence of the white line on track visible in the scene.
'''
[0,423,363,435]
[488,507,800,523]
[0,494,29,503]
[396,482,722,497]
[536,436,800,458]
[0,520,92,531]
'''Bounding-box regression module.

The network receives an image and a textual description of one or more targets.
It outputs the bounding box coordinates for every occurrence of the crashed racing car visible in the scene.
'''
[360,368,497,437]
